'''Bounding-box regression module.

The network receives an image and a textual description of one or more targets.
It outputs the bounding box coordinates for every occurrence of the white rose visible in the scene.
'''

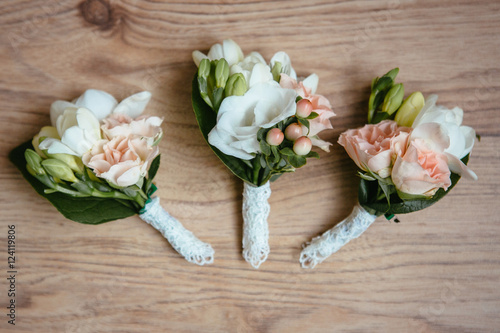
[208,81,298,160]
[192,39,244,67]
[411,94,477,179]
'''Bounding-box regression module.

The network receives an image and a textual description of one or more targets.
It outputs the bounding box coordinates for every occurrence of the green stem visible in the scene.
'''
[252,156,261,185]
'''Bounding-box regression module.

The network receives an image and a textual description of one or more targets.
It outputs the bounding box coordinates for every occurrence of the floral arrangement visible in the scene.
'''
[191,39,335,268]
[300,68,477,268]
[9,90,214,265]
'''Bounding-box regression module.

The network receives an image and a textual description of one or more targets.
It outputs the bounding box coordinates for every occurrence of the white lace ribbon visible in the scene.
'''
[139,197,214,265]
[300,203,377,269]
[242,181,271,269]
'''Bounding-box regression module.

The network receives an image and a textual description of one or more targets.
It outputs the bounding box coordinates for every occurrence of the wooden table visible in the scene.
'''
[1,0,499,332]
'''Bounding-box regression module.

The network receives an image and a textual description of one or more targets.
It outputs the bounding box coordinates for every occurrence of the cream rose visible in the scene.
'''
[208,81,297,160]
[338,120,411,178]
[83,136,159,187]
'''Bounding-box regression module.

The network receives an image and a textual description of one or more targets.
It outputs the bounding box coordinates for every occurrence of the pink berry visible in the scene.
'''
[284,123,303,141]
[296,99,313,118]
[266,128,284,146]
[293,136,312,155]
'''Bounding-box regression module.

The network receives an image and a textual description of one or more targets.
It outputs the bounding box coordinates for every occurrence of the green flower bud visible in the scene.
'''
[215,58,230,88]
[224,73,248,96]
[198,59,211,80]
[271,61,282,82]
[49,153,84,174]
[25,149,45,175]
[41,159,78,183]
[395,91,425,127]
[384,67,399,81]
[382,83,404,115]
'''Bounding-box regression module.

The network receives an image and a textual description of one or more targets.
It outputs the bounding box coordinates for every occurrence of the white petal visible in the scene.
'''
[222,39,244,66]
[270,51,293,76]
[50,100,76,127]
[302,73,319,94]
[76,108,101,142]
[208,128,255,160]
[192,50,208,67]
[248,63,273,87]
[116,165,142,187]
[310,136,332,152]
[410,122,450,152]
[56,107,78,136]
[446,153,478,180]
[460,126,476,158]
[412,94,438,128]
[443,123,466,158]
[207,43,223,60]
[39,138,79,156]
[113,91,152,119]
[74,89,117,120]
[61,126,93,156]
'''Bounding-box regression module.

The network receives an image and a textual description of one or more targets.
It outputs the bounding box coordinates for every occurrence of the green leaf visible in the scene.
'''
[298,118,310,134]
[288,154,307,168]
[359,155,470,217]
[260,140,271,156]
[358,172,376,181]
[305,151,320,159]
[9,141,138,224]
[279,147,295,156]
[307,112,319,120]
[192,74,254,185]
[144,154,160,195]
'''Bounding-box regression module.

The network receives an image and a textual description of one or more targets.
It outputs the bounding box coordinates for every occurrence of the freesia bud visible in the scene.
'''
[198,59,211,79]
[271,61,282,82]
[41,159,78,183]
[49,153,84,174]
[284,123,303,141]
[225,73,248,96]
[25,149,45,175]
[382,83,404,115]
[266,128,284,146]
[215,58,230,88]
[296,99,313,118]
[394,91,425,127]
[293,136,312,155]
[32,126,59,158]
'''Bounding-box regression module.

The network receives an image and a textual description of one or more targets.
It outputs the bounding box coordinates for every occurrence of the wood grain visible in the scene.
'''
[1,0,499,332]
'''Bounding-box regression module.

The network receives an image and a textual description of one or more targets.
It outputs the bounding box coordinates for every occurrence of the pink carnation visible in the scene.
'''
[101,114,163,145]
[83,136,159,187]
[338,120,411,178]
[392,138,451,196]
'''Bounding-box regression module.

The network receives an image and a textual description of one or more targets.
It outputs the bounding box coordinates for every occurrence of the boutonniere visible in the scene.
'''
[191,40,335,268]
[10,90,214,265]
[300,68,477,268]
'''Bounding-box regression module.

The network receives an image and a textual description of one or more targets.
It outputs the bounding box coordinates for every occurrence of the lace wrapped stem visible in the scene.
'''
[242,181,271,269]
[300,203,377,269]
[139,197,214,265]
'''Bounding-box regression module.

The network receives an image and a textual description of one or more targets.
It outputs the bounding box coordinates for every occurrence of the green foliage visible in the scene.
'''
[9,141,140,224]
[358,155,469,217]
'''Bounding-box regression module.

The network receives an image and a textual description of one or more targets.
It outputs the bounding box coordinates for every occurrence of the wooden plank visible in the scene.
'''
[1,0,499,331]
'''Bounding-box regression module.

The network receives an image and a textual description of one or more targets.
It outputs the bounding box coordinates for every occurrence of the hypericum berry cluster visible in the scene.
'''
[266,99,314,156]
